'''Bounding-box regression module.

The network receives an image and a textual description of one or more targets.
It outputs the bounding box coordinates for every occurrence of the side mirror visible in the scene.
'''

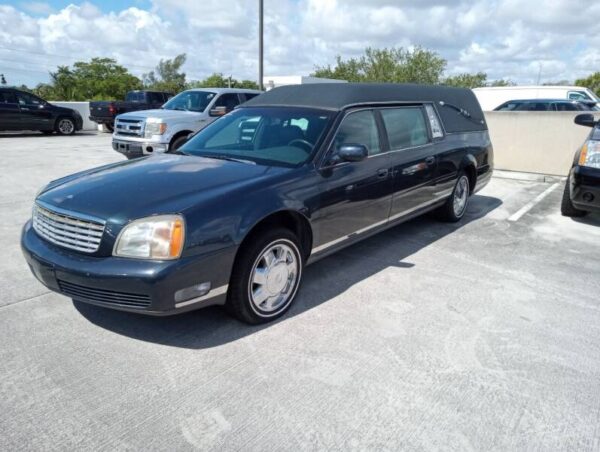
[338,144,368,162]
[574,113,597,128]
[209,106,227,117]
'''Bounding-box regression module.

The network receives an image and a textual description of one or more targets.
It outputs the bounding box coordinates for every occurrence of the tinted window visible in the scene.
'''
[514,102,551,111]
[381,107,429,150]
[495,102,520,111]
[148,92,164,104]
[568,91,592,101]
[16,92,43,106]
[243,93,260,102]
[125,92,145,102]
[181,107,333,167]
[0,91,16,103]
[213,93,241,111]
[162,91,216,112]
[333,110,381,156]
[554,102,579,111]
[424,104,443,138]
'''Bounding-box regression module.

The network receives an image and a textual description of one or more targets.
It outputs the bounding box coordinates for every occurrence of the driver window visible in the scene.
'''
[333,110,381,156]
[16,92,42,106]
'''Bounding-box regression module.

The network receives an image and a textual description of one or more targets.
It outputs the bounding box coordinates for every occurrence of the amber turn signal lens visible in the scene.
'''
[579,142,589,166]
[169,219,184,258]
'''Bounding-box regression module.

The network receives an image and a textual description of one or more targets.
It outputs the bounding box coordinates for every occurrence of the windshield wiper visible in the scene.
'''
[201,154,256,165]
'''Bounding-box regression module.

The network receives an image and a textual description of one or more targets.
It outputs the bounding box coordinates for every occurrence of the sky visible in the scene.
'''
[0,0,599,88]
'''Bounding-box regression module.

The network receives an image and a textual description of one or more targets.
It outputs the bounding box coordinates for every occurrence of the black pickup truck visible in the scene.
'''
[89,90,172,131]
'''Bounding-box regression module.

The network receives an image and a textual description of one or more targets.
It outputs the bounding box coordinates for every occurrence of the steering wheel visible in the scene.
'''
[287,139,313,153]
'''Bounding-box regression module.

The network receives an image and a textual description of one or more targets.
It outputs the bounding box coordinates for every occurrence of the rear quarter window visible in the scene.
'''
[380,107,430,150]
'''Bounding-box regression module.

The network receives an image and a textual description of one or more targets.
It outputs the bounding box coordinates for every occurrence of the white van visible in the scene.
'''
[112,88,262,158]
[473,86,600,111]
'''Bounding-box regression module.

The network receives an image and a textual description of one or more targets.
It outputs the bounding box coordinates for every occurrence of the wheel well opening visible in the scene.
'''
[240,211,313,261]
[170,131,193,146]
[464,164,476,194]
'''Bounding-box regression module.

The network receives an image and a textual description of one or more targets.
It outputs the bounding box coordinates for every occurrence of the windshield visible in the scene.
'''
[179,107,334,167]
[162,91,216,112]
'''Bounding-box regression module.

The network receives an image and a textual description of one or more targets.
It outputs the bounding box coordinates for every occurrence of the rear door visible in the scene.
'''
[380,105,438,219]
[15,91,53,130]
[0,91,20,130]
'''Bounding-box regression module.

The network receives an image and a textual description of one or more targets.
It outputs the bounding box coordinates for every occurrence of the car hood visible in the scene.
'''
[116,109,203,121]
[37,155,285,223]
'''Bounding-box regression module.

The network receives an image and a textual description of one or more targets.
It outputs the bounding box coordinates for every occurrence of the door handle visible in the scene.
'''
[377,168,389,178]
[425,156,435,166]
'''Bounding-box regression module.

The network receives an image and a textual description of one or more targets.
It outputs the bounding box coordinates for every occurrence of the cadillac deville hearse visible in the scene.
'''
[21,83,493,324]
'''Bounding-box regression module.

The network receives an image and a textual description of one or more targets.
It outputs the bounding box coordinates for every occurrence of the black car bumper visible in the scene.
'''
[570,166,600,213]
[21,221,235,316]
[89,116,114,126]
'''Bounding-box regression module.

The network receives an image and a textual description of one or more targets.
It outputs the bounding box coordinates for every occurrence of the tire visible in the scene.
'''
[561,176,587,217]
[104,123,114,133]
[437,172,470,222]
[55,117,76,136]
[226,228,303,324]
[169,135,188,152]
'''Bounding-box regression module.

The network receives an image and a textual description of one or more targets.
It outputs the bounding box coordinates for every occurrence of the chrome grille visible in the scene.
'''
[32,203,105,253]
[115,117,145,137]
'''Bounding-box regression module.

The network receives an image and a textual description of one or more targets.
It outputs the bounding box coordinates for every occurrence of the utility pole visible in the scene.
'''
[258,0,264,91]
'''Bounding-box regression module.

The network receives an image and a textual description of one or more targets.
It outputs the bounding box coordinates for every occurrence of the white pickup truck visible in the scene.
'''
[112,88,262,158]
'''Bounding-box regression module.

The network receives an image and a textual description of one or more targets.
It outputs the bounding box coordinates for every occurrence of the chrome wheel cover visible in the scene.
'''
[248,240,300,316]
[58,119,74,134]
[453,176,469,217]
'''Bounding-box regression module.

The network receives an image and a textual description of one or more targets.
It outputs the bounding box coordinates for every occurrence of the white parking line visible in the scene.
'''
[508,182,561,222]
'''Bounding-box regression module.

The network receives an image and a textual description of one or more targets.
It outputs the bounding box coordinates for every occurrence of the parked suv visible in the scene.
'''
[561,113,600,217]
[89,90,172,132]
[0,87,83,135]
[112,88,261,158]
[494,99,599,111]
[22,83,493,324]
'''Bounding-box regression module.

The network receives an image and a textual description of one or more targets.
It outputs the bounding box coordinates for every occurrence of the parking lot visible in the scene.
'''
[2,132,600,450]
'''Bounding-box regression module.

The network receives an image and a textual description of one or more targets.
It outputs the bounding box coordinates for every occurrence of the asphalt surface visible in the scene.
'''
[1,132,600,451]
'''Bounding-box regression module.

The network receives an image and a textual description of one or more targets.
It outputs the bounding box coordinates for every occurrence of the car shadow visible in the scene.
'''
[74,194,502,349]
[0,131,99,138]
[572,212,600,226]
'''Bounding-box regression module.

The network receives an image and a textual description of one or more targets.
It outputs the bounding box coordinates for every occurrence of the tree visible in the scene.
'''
[575,72,600,97]
[313,46,447,84]
[144,54,187,93]
[489,79,515,87]
[32,58,141,100]
[187,72,259,90]
[443,72,488,88]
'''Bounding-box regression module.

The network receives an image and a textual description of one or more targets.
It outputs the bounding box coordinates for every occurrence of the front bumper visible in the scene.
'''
[112,138,168,159]
[570,166,600,213]
[21,221,235,316]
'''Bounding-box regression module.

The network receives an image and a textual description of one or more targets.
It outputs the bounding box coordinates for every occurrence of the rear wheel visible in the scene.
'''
[226,228,303,324]
[561,175,587,217]
[104,123,114,133]
[437,172,470,222]
[55,117,76,135]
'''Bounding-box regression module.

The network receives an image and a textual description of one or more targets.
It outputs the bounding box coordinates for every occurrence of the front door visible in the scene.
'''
[379,106,439,220]
[15,91,53,130]
[313,109,393,253]
[0,91,20,130]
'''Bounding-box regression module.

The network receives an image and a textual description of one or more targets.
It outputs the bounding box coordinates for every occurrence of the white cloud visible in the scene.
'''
[0,0,598,88]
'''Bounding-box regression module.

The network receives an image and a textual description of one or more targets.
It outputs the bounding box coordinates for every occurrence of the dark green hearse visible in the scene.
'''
[21,83,493,324]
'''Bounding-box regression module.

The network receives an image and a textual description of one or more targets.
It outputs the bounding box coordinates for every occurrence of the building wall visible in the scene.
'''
[484,111,596,176]
[49,102,97,131]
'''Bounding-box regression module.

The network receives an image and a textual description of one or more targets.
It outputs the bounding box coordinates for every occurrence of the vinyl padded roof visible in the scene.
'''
[243,83,487,133]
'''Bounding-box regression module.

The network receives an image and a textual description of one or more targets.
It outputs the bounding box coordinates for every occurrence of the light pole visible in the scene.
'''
[258,0,264,90]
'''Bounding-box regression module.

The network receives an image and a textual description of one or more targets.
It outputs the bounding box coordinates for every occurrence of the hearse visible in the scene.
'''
[21,83,493,324]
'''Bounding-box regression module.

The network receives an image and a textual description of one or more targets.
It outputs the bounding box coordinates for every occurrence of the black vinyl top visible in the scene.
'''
[243,83,487,133]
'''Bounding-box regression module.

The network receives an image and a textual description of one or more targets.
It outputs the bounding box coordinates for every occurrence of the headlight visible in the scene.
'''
[144,121,167,138]
[114,215,185,260]
[579,140,600,169]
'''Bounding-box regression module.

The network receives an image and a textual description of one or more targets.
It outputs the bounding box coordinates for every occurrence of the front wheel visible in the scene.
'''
[55,117,76,135]
[226,228,303,324]
[437,173,470,222]
[169,135,188,152]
